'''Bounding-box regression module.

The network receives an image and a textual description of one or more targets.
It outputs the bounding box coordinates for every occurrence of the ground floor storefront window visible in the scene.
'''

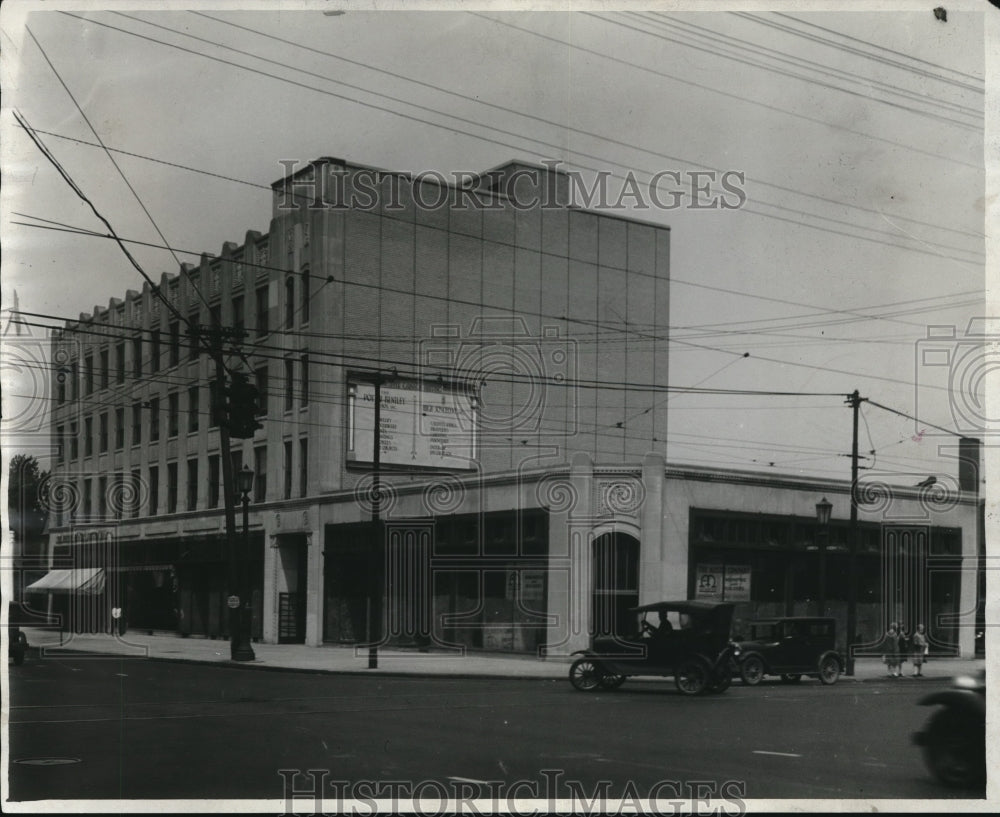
[690,510,965,655]
[49,534,264,640]
[323,510,549,652]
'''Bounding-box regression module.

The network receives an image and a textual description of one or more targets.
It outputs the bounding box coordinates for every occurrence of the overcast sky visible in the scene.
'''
[1,1,993,491]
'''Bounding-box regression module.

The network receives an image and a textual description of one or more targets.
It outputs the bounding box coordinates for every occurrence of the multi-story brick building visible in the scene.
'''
[38,157,982,658]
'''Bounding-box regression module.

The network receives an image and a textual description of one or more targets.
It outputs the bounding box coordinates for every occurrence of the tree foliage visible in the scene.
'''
[8,453,49,543]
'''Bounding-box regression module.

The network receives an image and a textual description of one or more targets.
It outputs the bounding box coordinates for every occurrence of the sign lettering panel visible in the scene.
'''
[348,380,476,470]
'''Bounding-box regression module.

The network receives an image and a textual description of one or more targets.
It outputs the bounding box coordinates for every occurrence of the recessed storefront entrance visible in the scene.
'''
[591,532,640,640]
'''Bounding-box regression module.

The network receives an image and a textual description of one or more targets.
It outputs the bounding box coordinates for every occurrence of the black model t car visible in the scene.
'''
[569,601,736,695]
[733,616,842,685]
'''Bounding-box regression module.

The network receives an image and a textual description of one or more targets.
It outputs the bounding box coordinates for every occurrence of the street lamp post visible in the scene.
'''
[815,497,832,618]
[231,465,256,662]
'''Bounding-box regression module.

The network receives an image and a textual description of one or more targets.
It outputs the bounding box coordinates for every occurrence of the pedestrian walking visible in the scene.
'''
[911,623,928,676]
[882,623,902,677]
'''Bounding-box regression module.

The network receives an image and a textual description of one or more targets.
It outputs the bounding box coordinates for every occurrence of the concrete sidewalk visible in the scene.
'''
[18,627,984,683]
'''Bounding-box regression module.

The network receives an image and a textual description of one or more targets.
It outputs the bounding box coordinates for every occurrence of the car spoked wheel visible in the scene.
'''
[675,658,709,695]
[598,672,626,691]
[739,655,765,686]
[921,711,985,788]
[818,655,841,685]
[569,658,603,692]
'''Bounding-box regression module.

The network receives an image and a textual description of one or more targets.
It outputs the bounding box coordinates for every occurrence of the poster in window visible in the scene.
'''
[695,564,724,600]
[724,565,752,601]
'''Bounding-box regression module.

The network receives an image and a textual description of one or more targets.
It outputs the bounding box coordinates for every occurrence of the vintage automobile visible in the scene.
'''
[912,669,986,789]
[732,616,842,685]
[568,601,736,696]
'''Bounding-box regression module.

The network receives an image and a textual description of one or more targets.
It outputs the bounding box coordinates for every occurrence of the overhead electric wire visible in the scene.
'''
[11,112,244,377]
[17,215,979,358]
[865,398,969,438]
[17,311,850,399]
[24,25,214,318]
[49,10,984,264]
[640,12,982,121]
[190,8,984,243]
[749,12,985,89]
[672,283,982,333]
[467,12,980,171]
[594,11,981,130]
[95,10,974,257]
[17,344,957,485]
[12,214,970,397]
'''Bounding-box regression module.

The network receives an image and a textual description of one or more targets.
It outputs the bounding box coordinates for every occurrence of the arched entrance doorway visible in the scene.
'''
[591,532,640,640]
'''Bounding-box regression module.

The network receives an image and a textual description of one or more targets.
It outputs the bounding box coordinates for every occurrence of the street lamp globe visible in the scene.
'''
[237,465,255,498]
[815,496,832,527]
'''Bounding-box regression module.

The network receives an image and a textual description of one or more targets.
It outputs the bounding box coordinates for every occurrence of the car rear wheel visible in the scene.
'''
[780,673,802,684]
[818,655,841,685]
[675,658,709,695]
[739,655,765,686]
[569,658,602,692]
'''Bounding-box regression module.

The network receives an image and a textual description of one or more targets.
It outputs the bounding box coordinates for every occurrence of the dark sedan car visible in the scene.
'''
[569,601,736,695]
[733,616,842,685]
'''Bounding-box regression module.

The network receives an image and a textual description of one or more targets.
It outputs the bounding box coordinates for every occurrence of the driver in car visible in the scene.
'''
[645,610,673,638]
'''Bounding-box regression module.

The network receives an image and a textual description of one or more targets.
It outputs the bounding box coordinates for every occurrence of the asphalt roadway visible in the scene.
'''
[6,655,984,807]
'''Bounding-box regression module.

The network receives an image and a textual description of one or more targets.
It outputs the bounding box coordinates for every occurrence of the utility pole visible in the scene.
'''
[846,389,862,676]
[208,326,254,662]
[368,374,382,669]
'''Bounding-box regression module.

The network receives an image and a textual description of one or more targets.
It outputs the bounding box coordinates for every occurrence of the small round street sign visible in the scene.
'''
[227,595,240,609]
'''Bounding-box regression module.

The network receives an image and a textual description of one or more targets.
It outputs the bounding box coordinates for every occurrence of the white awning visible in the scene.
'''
[25,567,106,596]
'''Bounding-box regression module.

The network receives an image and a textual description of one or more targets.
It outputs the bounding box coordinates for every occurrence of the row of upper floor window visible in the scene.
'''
[49,438,309,528]
[53,242,274,333]
[54,271,313,404]
[54,355,311,459]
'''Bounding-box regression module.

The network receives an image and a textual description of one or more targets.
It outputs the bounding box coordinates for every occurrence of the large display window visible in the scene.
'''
[689,510,964,655]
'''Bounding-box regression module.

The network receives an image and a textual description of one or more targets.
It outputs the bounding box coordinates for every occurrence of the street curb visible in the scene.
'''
[23,645,972,684]
[24,646,570,681]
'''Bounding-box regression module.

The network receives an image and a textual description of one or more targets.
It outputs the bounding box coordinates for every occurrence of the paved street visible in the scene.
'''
[7,655,982,805]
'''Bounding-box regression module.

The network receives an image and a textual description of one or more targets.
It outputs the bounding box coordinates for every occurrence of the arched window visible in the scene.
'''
[591,532,640,639]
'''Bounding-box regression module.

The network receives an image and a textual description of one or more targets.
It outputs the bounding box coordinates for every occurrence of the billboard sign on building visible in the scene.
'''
[347,378,476,470]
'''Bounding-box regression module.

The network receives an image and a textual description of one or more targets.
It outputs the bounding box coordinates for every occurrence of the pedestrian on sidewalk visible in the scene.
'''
[882,623,902,677]
[898,623,910,673]
[911,624,928,676]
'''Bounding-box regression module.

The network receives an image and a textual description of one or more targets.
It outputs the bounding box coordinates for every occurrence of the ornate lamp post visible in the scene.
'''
[231,465,256,662]
[815,497,832,617]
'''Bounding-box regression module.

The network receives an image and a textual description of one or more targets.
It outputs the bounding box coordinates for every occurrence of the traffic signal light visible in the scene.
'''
[225,371,263,438]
